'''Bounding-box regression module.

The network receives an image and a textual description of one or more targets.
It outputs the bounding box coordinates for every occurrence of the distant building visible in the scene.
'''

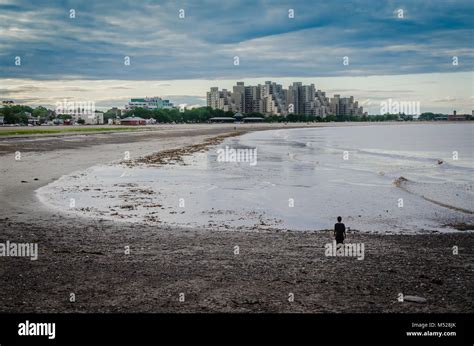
[125,97,174,110]
[108,118,121,125]
[330,95,364,117]
[448,110,467,121]
[207,88,233,112]
[233,112,244,122]
[120,116,146,125]
[63,102,102,124]
[26,113,41,125]
[92,111,104,125]
[288,82,332,116]
[207,81,363,117]
[77,111,104,125]
[209,117,235,123]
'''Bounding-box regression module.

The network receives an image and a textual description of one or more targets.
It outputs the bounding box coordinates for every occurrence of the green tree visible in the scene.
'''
[33,106,49,119]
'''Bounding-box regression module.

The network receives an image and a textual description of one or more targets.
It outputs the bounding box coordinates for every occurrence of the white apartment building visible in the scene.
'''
[207,87,233,112]
[74,111,104,125]
[125,97,174,110]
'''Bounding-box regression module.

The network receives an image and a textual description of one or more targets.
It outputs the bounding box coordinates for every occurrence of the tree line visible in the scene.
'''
[1,104,468,124]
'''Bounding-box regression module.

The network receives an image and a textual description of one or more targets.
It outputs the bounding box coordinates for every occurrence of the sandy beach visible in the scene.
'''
[0,123,472,313]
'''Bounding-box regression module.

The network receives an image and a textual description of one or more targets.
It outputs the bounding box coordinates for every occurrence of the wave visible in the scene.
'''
[394,176,473,214]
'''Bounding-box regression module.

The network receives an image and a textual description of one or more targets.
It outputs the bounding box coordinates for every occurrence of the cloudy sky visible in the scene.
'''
[0,0,473,114]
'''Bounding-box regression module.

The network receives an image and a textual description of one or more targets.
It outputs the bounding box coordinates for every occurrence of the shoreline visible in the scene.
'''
[0,122,473,313]
[0,122,413,219]
[35,124,473,235]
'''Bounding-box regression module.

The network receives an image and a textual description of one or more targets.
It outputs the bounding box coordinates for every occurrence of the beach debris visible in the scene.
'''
[403,295,427,303]
[394,176,408,187]
[125,132,241,167]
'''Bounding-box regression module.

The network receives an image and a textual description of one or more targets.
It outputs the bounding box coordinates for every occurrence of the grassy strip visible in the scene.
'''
[0,127,151,136]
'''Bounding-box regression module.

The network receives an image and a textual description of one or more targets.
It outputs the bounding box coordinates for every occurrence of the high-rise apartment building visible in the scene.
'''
[207,81,363,117]
[207,87,233,112]
[331,95,364,116]
[232,82,245,113]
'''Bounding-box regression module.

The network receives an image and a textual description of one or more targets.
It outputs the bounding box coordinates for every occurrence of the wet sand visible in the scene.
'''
[0,123,472,313]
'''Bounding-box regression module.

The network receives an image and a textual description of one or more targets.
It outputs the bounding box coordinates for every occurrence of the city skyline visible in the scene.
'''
[207,81,365,117]
[2,73,472,115]
[0,0,473,113]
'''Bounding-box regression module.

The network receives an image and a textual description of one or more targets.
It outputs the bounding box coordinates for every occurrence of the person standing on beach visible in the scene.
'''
[334,216,346,244]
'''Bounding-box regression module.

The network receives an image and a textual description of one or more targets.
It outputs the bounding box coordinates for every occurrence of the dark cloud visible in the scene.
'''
[0,0,472,80]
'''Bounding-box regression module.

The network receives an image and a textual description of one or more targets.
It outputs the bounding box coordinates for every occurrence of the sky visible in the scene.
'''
[0,0,473,114]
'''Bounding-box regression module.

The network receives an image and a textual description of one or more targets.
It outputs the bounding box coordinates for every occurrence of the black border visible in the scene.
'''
[0,313,472,345]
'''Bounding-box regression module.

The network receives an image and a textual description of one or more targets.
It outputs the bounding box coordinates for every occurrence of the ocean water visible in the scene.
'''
[37,123,474,233]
